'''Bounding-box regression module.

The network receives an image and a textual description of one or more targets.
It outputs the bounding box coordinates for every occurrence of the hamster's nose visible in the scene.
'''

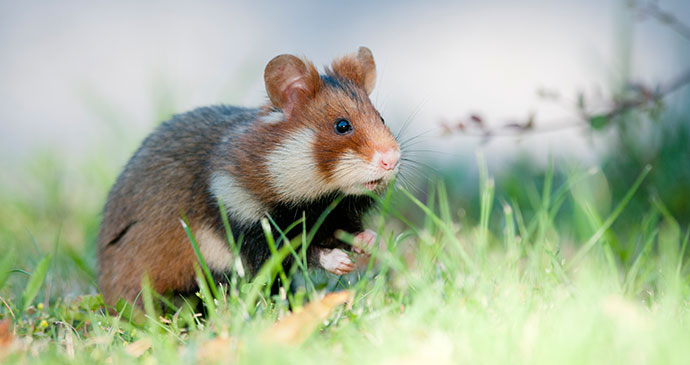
[377,149,400,171]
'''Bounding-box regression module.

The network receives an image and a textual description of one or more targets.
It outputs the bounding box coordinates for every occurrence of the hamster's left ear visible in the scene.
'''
[264,54,321,119]
[330,46,377,94]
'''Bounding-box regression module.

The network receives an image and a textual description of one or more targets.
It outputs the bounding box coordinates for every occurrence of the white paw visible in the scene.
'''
[319,248,355,275]
[353,229,378,254]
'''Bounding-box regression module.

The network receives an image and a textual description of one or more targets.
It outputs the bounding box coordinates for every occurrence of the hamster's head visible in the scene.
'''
[263,47,400,202]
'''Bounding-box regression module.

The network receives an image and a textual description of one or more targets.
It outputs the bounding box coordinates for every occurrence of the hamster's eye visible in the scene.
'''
[334,119,353,135]
[380,116,385,125]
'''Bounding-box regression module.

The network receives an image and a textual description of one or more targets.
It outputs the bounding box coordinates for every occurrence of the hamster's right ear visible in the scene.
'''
[264,55,321,119]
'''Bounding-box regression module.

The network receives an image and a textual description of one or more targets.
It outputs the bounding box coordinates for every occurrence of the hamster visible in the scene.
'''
[97,47,400,306]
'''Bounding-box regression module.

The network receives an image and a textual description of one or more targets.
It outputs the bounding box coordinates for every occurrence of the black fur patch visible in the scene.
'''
[320,75,361,102]
[208,192,374,278]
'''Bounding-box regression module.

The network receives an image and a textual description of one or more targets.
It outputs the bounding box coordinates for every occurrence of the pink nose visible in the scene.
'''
[378,149,399,171]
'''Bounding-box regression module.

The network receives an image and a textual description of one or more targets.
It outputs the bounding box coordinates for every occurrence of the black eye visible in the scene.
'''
[334,119,353,135]
[380,116,385,125]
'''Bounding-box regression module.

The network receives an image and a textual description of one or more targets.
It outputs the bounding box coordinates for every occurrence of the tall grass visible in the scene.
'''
[1,152,689,364]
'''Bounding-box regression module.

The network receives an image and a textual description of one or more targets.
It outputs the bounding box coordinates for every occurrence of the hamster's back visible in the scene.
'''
[98,105,256,304]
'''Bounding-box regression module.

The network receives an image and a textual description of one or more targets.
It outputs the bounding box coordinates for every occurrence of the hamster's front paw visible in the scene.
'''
[319,248,355,275]
[353,229,378,254]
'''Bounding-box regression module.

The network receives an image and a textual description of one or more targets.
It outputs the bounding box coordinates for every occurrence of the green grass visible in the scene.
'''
[1,151,690,364]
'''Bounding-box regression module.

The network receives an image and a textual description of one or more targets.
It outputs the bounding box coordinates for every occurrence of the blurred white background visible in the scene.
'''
[1,0,688,168]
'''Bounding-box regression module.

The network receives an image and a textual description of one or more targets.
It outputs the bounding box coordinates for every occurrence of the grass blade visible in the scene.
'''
[194,265,217,318]
[22,254,51,311]
[567,165,652,269]
[401,187,476,271]
[217,198,238,254]
[261,217,289,292]
[180,217,220,300]
[0,249,16,291]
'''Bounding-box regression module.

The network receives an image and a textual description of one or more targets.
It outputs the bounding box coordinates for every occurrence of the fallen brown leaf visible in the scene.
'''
[0,320,13,347]
[263,290,353,346]
[125,338,152,358]
[196,336,237,364]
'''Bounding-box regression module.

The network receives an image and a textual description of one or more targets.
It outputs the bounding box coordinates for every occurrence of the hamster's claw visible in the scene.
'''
[319,248,355,275]
[353,229,378,254]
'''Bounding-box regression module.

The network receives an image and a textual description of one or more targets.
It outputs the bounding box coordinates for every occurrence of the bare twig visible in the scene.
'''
[441,1,690,140]
[0,296,15,320]
[635,0,690,42]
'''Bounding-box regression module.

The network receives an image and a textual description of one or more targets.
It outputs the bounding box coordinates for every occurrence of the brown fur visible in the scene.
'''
[231,47,393,201]
[329,47,377,94]
[98,110,232,304]
[98,47,397,306]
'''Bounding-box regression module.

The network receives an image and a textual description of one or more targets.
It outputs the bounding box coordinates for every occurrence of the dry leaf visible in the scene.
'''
[196,336,237,364]
[263,290,353,346]
[125,338,152,358]
[0,320,13,347]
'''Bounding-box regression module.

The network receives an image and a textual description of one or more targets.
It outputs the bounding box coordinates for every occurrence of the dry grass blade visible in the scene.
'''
[263,290,353,346]
[124,338,152,358]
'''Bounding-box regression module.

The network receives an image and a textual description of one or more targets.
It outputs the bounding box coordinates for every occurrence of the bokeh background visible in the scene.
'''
[1,0,689,298]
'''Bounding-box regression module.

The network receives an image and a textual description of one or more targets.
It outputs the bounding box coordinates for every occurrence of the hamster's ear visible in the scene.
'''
[330,46,377,94]
[264,55,321,118]
[356,47,377,94]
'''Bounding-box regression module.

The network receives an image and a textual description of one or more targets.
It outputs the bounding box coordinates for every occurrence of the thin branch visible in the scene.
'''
[635,0,690,42]
[0,296,15,320]
[441,2,690,140]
